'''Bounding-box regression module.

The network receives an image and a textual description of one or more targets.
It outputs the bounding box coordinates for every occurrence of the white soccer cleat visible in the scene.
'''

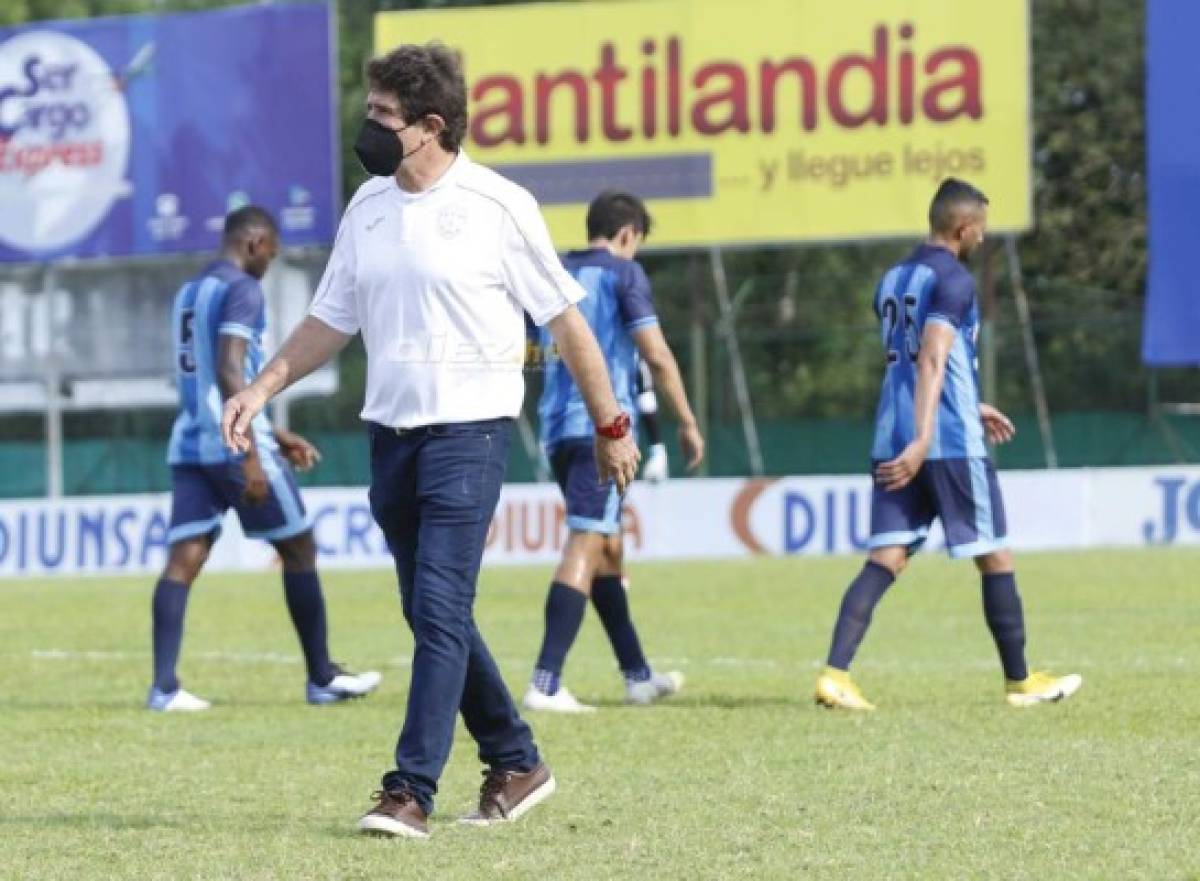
[522,684,596,713]
[307,666,382,705]
[146,686,210,712]
[625,670,684,705]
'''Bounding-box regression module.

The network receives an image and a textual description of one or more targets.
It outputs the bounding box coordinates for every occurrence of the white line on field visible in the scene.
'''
[29,649,306,664]
[25,649,421,667]
[22,649,1195,672]
[22,649,786,670]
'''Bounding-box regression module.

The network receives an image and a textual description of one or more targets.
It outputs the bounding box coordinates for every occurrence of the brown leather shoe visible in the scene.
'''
[459,762,556,826]
[357,788,430,839]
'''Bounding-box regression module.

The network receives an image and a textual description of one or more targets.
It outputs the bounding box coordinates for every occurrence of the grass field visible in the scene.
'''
[2,550,1198,880]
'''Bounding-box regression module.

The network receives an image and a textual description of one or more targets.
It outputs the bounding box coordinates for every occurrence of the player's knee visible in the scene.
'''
[274,530,317,572]
[600,534,623,573]
[975,548,1014,575]
[556,531,606,589]
[868,547,907,577]
[163,538,210,584]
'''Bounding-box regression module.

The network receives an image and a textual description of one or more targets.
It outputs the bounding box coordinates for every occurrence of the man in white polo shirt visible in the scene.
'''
[221,44,639,839]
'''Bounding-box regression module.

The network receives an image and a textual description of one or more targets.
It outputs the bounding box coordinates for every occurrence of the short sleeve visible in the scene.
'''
[926,270,975,329]
[308,216,360,334]
[499,193,585,327]
[618,261,659,331]
[217,278,263,339]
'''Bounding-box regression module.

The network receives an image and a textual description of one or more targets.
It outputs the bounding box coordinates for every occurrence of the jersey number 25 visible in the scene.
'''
[881,293,919,365]
[177,309,197,374]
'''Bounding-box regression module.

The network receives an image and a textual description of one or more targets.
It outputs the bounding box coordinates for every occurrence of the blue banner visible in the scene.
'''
[1143,0,1200,365]
[0,2,337,262]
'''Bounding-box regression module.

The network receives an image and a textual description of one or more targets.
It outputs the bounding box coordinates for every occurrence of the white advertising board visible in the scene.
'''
[2,466,1199,577]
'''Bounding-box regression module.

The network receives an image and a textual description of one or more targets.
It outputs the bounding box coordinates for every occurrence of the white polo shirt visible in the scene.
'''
[309,151,585,429]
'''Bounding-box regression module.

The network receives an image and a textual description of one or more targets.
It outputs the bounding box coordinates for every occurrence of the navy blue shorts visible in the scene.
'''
[167,449,310,545]
[869,457,1008,559]
[549,439,621,535]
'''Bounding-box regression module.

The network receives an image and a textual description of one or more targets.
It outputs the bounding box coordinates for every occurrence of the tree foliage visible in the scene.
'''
[2,0,1157,426]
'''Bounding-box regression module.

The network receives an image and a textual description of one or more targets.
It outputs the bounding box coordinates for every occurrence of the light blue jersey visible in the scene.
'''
[871,244,986,461]
[167,260,275,465]
[538,248,658,447]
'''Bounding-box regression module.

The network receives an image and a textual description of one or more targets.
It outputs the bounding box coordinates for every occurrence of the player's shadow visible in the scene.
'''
[587,693,804,710]
[315,814,505,841]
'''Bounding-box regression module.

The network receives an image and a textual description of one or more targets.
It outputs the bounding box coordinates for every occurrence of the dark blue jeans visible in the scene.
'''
[368,418,539,815]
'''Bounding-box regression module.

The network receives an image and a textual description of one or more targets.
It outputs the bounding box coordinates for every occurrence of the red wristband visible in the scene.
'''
[596,411,631,440]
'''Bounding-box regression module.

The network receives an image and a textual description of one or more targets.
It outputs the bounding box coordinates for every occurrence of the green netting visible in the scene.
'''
[5,411,1200,498]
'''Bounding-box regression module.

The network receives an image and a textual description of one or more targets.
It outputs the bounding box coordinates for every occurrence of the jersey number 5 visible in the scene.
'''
[178,309,197,374]
[882,293,919,364]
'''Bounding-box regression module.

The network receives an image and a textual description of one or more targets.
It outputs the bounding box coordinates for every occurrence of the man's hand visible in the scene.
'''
[678,421,705,471]
[979,403,1016,445]
[595,435,640,494]
[275,429,322,472]
[222,386,269,453]
[241,451,270,506]
[876,439,930,492]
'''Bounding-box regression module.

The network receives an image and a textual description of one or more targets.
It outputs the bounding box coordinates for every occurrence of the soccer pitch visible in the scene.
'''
[2,551,1197,880]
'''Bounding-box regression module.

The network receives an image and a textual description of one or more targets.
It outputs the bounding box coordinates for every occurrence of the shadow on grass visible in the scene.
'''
[0,813,187,832]
[0,699,150,711]
[585,693,806,710]
[314,812,502,842]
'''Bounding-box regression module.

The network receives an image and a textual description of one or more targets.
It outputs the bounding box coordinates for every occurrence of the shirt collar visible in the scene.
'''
[913,241,955,260]
[204,257,242,277]
[398,149,469,197]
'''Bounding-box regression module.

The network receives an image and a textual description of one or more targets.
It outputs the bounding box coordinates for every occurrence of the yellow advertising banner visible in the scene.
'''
[375,0,1030,250]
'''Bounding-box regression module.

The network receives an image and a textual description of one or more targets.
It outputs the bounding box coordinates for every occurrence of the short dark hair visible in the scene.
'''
[928,178,989,234]
[223,205,277,244]
[366,43,468,152]
[585,190,653,241]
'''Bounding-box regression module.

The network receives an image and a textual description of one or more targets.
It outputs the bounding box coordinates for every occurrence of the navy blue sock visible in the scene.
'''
[591,575,650,680]
[283,571,335,686]
[826,562,896,670]
[534,581,589,684]
[151,577,190,693]
[982,572,1029,681]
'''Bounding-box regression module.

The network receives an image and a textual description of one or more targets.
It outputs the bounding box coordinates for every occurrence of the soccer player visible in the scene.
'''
[147,206,380,712]
[814,179,1082,711]
[524,191,705,713]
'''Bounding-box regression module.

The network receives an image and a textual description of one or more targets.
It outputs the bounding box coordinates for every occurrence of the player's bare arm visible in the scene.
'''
[877,321,956,491]
[223,316,351,454]
[216,333,270,504]
[546,305,641,492]
[979,403,1016,445]
[631,323,705,470]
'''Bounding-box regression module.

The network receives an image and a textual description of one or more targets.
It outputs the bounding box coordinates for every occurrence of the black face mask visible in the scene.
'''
[353,118,407,177]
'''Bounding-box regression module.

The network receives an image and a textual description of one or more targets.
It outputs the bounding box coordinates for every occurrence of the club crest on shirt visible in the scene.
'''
[437,203,468,239]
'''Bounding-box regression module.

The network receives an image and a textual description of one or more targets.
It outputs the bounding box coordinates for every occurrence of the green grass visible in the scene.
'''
[2,550,1198,880]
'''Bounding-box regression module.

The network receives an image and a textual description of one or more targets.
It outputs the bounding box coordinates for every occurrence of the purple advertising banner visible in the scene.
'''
[1143,0,1200,365]
[0,2,337,263]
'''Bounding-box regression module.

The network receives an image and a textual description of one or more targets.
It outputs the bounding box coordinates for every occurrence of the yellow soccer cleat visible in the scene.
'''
[814,666,875,711]
[1005,671,1083,707]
